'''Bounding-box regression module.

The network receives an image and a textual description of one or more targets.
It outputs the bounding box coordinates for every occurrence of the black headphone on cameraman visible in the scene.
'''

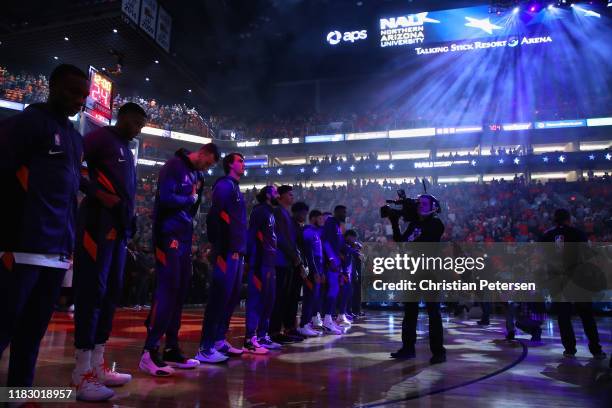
[417,194,441,216]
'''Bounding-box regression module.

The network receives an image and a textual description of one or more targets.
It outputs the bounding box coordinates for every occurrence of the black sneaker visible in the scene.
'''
[592,351,607,360]
[430,354,447,365]
[285,329,307,343]
[390,348,416,359]
[505,331,516,341]
[563,349,576,358]
[163,347,200,369]
[271,333,296,344]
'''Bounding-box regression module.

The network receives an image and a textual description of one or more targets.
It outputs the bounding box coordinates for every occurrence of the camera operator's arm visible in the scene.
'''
[389,214,406,243]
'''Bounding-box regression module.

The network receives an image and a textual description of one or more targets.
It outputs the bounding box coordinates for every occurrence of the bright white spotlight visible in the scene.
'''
[513,7,520,13]
[548,4,554,10]
[207,169,213,175]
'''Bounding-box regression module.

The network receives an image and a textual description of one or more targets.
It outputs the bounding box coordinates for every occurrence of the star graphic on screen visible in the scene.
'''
[513,157,520,165]
[465,17,503,35]
[388,292,396,300]
[606,153,612,161]
[498,158,504,164]
[558,155,566,163]
[415,12,441,24]
[588,154,595,160]
[543,156,549,163]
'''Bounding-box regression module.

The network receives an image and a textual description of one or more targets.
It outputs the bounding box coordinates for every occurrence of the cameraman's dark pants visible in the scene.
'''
[402,302,445,356]
[349,272,361,315]
[556,302,602,355]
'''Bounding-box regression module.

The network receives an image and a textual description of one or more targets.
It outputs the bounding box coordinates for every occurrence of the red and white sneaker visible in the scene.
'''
[71,369,115,402]
[93,361,132,387]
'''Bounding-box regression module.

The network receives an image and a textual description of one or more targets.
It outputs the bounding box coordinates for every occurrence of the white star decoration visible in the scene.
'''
[513,157,520,165]
[606,153,612,161]
[465,17,503,35]
[543,156,549,162]
[558,155,566,163]
[588,154,595,160]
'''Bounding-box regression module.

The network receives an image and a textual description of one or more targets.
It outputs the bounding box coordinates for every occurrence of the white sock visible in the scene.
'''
[75,349,92,374]
[92,344,105,367]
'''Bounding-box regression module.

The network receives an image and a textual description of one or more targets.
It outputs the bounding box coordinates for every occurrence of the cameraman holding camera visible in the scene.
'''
[386,193,446,365]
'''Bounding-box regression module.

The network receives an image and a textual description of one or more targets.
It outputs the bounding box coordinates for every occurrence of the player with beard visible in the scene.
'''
[244,185,281,353]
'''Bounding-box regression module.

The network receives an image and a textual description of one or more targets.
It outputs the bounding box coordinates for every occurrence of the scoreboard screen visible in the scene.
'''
[85,66,113,123]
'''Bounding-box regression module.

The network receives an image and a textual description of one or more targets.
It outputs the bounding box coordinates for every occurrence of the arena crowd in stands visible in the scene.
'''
[3,67,610,143]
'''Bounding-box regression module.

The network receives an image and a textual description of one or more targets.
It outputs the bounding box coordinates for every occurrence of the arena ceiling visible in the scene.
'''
[0,0,505,108]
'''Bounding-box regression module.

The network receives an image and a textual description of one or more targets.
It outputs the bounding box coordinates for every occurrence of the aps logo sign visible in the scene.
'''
[326,29,367,45]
